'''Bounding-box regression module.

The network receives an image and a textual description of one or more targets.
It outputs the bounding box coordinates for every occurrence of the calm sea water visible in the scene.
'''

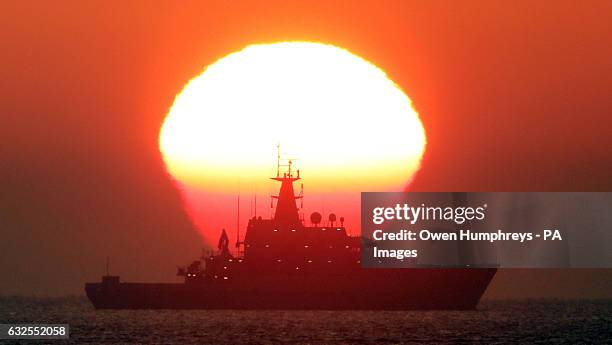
[0,297,610,344]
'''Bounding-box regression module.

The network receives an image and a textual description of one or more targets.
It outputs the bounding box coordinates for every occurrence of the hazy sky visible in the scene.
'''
[1,1,611,296]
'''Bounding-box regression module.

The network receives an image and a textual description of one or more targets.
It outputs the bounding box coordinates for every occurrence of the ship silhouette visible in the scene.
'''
[86,154,496,310]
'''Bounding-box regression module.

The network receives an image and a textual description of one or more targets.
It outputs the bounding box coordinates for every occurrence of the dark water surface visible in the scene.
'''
[0,297,610,344]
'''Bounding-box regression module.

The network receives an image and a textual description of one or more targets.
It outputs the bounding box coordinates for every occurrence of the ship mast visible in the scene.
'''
[271,145,303,226]
[276,143,280,178]
[236,194,241,250]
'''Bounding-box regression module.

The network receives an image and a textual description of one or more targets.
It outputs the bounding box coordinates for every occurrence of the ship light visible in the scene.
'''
[223,266,227,270]
[295,267,299,270]
[304,245,309,248]
[223,276,228,280]
[327,260,332,263]
[345,245,350,249]
[307,260,313,263]
[265,244,269,248]
[273,229,278,232]
[337,228,341,231]
[214,275,218,278]
[291,229,296,232]
[228,259,233,262]
[238,259,243,263]
[277,259,283,262]
[322,228,326,231]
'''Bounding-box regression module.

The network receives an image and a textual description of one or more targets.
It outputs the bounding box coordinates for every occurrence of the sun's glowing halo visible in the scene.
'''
[159,41,426,242]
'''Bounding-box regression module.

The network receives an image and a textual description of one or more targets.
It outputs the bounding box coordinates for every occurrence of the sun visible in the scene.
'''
[159,41,425,243]
[159,41,426,195]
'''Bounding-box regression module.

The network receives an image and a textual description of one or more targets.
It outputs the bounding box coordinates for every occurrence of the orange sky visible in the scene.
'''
[1,0,611,296]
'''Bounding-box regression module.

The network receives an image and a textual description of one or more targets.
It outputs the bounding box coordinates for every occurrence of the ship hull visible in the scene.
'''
[86,268,496,310]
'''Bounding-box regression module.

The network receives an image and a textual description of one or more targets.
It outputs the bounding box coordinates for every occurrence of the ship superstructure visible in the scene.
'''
[178,156,362,285]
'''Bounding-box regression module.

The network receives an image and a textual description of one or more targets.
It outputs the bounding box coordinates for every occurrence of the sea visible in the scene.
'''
[0,297,610,344]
